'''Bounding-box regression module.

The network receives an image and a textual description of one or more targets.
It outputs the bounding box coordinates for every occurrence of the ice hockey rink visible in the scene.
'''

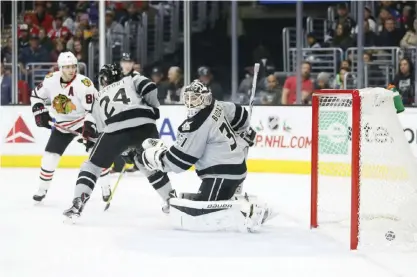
[1,168,416,277]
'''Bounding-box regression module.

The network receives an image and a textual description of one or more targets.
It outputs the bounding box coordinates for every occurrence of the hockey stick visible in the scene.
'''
[237,63,260,143]
[247,63,260,126]
[49,121,97,143]
[235,63,260,196]
[104,165,127,211]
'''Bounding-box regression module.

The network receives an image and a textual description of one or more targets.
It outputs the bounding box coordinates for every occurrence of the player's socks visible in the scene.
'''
[33,167,55,202]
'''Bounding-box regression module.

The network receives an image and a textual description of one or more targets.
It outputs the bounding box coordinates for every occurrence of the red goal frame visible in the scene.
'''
[310,89,361,250]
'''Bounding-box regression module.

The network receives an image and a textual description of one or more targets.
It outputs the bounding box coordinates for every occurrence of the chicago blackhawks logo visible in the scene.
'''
[52,94,76,114]
[81,78,92,87]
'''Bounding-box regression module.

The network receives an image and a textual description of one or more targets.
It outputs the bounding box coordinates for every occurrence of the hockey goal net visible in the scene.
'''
[310,88,417,250]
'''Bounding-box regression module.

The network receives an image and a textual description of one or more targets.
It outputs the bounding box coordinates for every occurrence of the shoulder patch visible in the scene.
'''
[179,120,193,132]
[45,72,53,78]
[81,78,92,87]
[178,101,216,133]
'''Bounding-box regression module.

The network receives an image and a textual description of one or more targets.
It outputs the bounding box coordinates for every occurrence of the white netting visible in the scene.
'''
[316,88,417,249]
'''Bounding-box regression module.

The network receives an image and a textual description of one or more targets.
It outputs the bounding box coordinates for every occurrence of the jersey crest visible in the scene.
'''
[52,94,76,114]
[45,72,53,78]
[181,121,191,131]
[81,78,92,87]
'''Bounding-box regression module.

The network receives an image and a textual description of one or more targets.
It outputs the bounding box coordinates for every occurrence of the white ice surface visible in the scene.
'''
[0,168,416,277]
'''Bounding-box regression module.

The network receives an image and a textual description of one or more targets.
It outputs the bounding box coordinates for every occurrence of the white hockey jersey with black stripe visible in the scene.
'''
[92,73,160,133]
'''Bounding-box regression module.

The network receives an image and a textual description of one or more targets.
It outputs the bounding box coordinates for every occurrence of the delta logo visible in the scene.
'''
[5,116,35,143]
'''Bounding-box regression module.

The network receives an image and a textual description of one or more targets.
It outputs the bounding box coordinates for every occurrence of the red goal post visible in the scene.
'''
[310,88,417,250]
[310,89,361,250]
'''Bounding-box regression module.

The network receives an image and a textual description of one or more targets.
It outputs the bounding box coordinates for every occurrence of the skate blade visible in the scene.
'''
[104,202,111,211]
[261,208,278,224]
[33,200,44,205]
[63,214,80,224]
[162,205,170,214]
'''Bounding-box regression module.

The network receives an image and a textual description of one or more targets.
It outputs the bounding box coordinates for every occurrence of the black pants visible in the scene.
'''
[89,124,159,169]
[45,128,80,155]
[190,178,245,201]
[112,155,126,172]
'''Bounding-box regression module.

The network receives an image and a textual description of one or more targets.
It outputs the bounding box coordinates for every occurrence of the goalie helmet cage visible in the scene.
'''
[310,88,417,250]
[311,89,361,250]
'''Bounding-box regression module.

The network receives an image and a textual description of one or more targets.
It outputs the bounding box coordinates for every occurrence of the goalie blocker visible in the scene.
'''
[139,80,270,232]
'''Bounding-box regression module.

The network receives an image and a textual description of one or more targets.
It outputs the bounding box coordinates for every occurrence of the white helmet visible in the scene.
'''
[57,51,78,69]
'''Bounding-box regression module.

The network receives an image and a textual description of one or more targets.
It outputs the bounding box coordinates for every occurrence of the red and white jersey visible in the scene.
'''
[30,71,97,132]
[47,26,71,40]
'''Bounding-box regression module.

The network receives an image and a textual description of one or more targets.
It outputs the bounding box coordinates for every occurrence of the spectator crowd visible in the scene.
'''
[236,1,417,106]
[1,1,417,106]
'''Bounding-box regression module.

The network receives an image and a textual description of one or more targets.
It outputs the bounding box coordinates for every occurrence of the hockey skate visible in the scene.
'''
[63,193,90,222]
[241,203,267,233]
[101,183,112,202]
[33,188,48,202]
[162,190,177,214]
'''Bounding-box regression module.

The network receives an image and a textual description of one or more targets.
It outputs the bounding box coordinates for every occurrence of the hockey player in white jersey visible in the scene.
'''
[63,63,173,219]
[30,51,111,203]
[139,80,270,232]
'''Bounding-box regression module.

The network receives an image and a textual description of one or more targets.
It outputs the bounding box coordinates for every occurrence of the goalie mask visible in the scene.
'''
[183,80,212,118]
[99,63,123,87]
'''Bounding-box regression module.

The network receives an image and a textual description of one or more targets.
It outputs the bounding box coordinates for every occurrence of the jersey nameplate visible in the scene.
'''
[81,78,92,87]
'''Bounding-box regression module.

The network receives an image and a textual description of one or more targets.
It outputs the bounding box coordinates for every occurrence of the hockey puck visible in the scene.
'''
[385,231,395,241]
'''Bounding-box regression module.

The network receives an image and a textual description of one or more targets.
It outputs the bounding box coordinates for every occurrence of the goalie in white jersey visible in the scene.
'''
[30,52,111,203]
[140,80,270,232]
[63,63,173,219]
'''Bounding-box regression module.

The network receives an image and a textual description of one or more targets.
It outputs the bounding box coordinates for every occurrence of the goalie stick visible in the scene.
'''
[247,63,260,128]
[235,63,260,195]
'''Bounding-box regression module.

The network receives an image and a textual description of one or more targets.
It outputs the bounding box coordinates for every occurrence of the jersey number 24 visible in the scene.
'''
[99,88,131,118]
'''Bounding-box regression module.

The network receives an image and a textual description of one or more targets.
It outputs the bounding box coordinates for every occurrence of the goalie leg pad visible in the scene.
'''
[169,197,268,232]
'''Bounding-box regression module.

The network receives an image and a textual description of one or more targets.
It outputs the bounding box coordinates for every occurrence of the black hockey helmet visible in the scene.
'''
[121,52,133,62]
[99,63,122,87]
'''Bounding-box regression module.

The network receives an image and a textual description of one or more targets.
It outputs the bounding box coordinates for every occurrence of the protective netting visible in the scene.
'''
[316,88,417,249]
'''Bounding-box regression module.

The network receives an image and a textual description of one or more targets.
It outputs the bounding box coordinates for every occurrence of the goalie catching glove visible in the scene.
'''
[140,138,168,171]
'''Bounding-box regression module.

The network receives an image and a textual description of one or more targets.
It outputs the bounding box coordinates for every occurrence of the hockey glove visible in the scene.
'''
[32,103,52,129]
[121,148,137,165]
[142,138,166,150]
[240,127,257,147]
[79,121,97,152]
[142,146,167,172]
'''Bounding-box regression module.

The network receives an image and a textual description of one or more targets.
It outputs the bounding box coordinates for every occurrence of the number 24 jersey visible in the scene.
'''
[92,73,160,133]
